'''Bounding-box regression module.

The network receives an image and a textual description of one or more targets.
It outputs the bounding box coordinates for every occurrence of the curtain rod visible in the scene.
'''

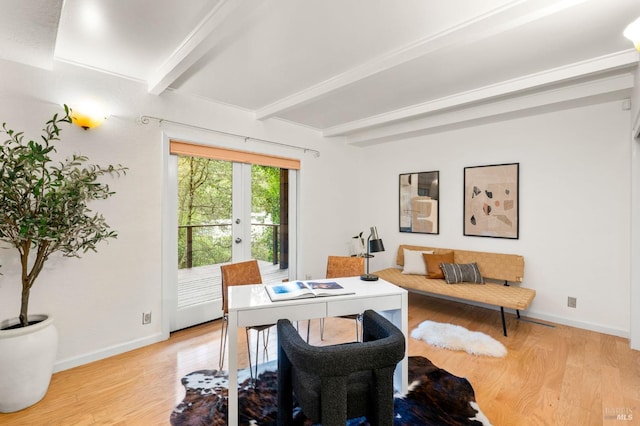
[139,115,320,157]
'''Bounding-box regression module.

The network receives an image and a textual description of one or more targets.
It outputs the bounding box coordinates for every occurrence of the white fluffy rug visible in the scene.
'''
[411,320,507,357]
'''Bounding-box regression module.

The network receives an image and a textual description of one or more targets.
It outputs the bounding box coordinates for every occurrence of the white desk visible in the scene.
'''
[226,276,408,426]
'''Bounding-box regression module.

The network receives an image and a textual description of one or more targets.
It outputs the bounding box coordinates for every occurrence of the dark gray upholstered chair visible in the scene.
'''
[277,309,406,426]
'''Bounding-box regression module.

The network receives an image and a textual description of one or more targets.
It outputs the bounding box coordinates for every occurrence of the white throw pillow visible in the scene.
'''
[402,248,435,275]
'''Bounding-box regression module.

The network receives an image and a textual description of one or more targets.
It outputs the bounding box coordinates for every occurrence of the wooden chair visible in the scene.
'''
[317,256,364,341]
[218,259,273,383]
[277,310,405,425]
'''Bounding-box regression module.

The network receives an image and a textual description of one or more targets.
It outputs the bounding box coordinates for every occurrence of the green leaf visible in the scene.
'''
[0,105,126,323]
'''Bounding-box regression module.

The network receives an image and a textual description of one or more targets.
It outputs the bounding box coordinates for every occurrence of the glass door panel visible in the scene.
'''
[174,158,289,331]
[175,157,232,330]
[250,165,289,284]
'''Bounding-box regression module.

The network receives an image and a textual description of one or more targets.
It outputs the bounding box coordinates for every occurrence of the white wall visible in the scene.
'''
[359,100,632,337]
[0,59,362,371]
[630,64,640,349]
[0,56,635,371]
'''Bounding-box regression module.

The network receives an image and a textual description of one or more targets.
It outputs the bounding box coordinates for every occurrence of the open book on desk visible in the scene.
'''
[265,280,355,302]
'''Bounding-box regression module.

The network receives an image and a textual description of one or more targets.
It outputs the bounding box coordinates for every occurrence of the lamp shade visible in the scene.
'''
[624,16,640,51]
[369,238,385,253]
[70,110,106,130]
[69,103,108,130]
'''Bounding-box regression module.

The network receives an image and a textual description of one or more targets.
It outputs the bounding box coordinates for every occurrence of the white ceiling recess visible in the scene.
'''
[0,0,638,145]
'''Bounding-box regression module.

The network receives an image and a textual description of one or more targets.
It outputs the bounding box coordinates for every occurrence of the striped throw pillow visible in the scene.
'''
[440,262,484,284]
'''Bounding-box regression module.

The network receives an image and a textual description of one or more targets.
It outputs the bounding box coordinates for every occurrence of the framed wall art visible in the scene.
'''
[399,171,439,234]
[464,163,519,239]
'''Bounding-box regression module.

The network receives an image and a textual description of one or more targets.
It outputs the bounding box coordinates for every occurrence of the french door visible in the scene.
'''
[170,143,295,332]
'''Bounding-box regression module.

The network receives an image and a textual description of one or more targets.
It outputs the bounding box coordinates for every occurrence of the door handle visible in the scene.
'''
[235,238,242,244]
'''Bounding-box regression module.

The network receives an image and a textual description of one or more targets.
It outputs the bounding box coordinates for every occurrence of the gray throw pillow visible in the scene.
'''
[440,262,484,284]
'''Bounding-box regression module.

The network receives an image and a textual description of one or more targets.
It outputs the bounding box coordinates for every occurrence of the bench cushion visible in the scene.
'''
[375,267,535,311]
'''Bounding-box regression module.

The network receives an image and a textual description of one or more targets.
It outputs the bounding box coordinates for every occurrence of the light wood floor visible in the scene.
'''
[2,293,639,425]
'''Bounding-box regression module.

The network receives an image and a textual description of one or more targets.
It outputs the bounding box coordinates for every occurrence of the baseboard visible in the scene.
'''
[53,332,166,373]
[524,310,629,339]
[408,290,629,339]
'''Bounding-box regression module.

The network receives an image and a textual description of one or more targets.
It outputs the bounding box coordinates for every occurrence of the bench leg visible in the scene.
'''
[500,281,513,337]
[516,309,521,319]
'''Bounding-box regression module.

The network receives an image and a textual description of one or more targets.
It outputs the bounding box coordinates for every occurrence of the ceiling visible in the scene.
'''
[1,0,639,146]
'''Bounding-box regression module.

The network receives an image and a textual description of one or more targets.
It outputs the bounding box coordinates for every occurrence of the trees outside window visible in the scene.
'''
[177,157,282,269]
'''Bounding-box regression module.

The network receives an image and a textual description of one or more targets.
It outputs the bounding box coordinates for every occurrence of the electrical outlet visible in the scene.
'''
[142,311,152,325]
[567,297,577,308]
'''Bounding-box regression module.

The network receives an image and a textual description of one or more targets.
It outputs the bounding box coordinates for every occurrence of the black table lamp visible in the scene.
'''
[360,226,385,281]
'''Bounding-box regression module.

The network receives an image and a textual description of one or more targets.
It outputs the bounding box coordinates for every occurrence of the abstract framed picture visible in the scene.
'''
[463,163,519,239]
[399,171,439,234]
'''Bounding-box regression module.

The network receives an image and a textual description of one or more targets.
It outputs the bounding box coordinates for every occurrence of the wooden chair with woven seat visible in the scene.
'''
[218,259,273,383]
[317,256,365,341]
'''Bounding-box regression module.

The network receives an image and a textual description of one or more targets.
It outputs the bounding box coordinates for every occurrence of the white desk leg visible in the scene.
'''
[379,295,409,395]
[399,291,408,394]
[227,311,238,426]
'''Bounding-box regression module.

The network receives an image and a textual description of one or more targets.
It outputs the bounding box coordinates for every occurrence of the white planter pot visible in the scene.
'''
[0,314,58,413]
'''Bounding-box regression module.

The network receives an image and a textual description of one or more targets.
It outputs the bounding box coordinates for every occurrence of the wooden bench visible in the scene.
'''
[374,245,536,336]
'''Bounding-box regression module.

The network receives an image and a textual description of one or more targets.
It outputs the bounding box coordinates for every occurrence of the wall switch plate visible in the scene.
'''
[567,297,577,308]
[142,312,152,324]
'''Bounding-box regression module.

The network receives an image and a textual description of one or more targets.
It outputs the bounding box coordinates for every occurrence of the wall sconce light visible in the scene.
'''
[624,16,640,51]
[70,106,107,130]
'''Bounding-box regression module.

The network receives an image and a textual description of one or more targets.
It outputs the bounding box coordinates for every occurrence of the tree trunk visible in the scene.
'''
[18,241,48,327]
[19,285,30,327]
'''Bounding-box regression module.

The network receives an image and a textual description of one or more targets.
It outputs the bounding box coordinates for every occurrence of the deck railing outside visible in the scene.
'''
[178,223,280,269]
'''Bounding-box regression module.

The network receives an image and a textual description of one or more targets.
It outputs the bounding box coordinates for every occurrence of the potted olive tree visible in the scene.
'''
[0,106,126,412]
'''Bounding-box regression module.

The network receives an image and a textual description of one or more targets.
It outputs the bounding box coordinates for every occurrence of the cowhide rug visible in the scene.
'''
[170,356,492,426]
